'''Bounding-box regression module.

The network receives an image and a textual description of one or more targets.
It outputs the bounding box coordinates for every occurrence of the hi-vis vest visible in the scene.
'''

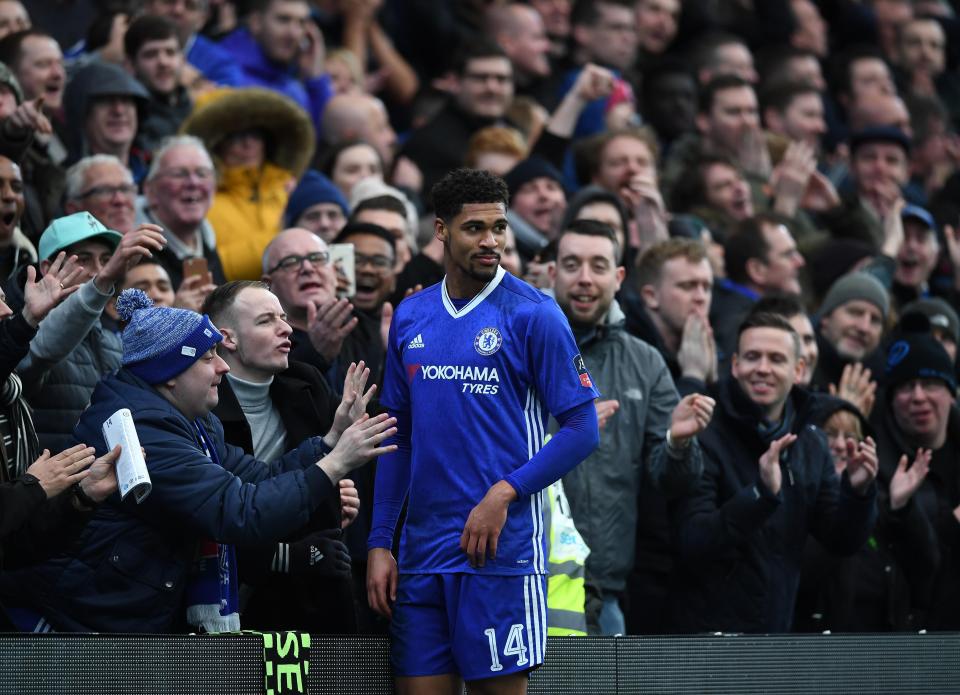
[543,479,589,636]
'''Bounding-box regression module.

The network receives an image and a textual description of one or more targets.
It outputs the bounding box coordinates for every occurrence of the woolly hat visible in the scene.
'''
[818,272,890,321]
[885,330,957,395]
[116,289,223,385]
[503,156,564,202]
[901,297,959,345]
[285,170,349,227]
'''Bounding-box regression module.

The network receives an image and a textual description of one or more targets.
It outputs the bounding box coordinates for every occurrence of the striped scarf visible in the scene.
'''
[0,374,39,482]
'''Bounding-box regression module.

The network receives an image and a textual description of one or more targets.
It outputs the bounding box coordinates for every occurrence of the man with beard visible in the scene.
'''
[367,169,600,693]
[550,219,713,635]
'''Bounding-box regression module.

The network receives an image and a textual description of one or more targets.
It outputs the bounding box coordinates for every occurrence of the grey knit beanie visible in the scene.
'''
[818,272,889,320]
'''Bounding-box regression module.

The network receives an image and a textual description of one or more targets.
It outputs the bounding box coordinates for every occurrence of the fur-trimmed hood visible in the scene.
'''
[179,87,315,178]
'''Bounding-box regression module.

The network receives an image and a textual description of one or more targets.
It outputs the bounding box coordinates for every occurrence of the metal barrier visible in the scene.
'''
[1,633,958,694]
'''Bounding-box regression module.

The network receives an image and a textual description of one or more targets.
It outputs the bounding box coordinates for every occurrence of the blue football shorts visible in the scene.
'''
[390,572,548,682]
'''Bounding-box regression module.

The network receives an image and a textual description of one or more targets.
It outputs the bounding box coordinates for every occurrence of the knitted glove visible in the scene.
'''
[271,529,351,577]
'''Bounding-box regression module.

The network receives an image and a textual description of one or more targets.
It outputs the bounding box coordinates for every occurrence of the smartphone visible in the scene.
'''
[329,243,355,298]
[182,257,209,280]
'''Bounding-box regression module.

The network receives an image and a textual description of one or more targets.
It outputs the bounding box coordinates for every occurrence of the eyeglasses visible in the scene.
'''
[267,251,330,274]
[155,167,215,182]
[894,378,949,398]
[355,253,394,271]
[78,184,137,200]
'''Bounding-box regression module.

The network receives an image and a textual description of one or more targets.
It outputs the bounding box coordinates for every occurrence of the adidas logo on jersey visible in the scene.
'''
[309,545,324,566]
[407,334,425,349]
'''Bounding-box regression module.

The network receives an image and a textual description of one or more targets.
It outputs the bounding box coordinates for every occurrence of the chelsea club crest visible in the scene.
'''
[474,327,503,356]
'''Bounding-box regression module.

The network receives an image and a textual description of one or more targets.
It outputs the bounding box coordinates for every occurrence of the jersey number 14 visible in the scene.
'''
[483,624,528,672]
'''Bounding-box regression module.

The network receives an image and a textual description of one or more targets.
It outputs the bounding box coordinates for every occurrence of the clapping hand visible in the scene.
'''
[306,297,358,362]
[325,361,377,447]
[843,436,879,494]
[758,433,797,496]
[829,362,877,418]
[668,393,716,445]
[889,448,932,510]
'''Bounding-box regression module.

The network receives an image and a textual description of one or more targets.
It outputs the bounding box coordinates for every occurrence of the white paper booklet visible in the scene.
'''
[102,408,152,503]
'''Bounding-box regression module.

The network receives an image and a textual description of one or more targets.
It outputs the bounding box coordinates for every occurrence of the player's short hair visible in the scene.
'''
[202,280,270,326]
[556,218,621,264]
[634,238,709,289]
[431,168,509,225]
[736,311,801,359]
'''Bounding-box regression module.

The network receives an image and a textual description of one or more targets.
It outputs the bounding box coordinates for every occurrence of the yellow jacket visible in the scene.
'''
[209,162,294,281]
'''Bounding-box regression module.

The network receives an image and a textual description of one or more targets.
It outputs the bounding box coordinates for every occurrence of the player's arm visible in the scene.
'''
[366,407,411,618]
[460,400,598,568]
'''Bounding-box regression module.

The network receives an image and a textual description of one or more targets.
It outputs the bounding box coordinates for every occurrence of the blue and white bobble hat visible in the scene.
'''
[115,289,223,385]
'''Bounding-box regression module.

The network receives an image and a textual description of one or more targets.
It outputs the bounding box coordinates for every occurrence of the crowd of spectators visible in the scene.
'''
[0,0,958,638]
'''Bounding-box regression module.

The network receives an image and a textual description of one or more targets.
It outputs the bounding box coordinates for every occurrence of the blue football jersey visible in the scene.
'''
[380,266,599,575]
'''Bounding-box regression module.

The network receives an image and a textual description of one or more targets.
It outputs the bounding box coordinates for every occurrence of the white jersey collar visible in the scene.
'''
[441,265,505,319]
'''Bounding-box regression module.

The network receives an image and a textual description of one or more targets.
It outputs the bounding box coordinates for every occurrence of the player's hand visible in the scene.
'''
[339,478,360,528]
[460,480,517,568]
[367,547,398,618]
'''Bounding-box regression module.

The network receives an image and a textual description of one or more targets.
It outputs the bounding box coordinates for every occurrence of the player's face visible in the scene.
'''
[438,202,508,284]
[552,232,624,329]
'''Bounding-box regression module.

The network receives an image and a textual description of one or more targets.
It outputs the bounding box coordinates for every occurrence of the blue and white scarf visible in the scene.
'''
[184,420,240,633]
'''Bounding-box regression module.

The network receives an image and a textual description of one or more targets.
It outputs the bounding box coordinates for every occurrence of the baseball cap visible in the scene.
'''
[38,212,123,261]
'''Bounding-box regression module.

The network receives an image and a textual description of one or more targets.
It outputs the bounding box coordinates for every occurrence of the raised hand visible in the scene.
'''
[460,480,516,568]
[571,63,615,103]
[889,448,932,510]
[173,272,217,313]
[669,393,716,444]
[772,141,817,218]
[828,362,877,418]
[27,444,96,499]
[22,252,84,327]
[379,301,393,349]
[306,297,358,362]
[319,413,398,481]
[758,433,797,496]
[737,127,772,179]
[6,97,52,136]
[843,435,879,493]
[298,19,327,79]
[880,197,905,258]
[595,399,620,430]
[326,361,377,446]
[96,223,167,293]
[339,478,360,528]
